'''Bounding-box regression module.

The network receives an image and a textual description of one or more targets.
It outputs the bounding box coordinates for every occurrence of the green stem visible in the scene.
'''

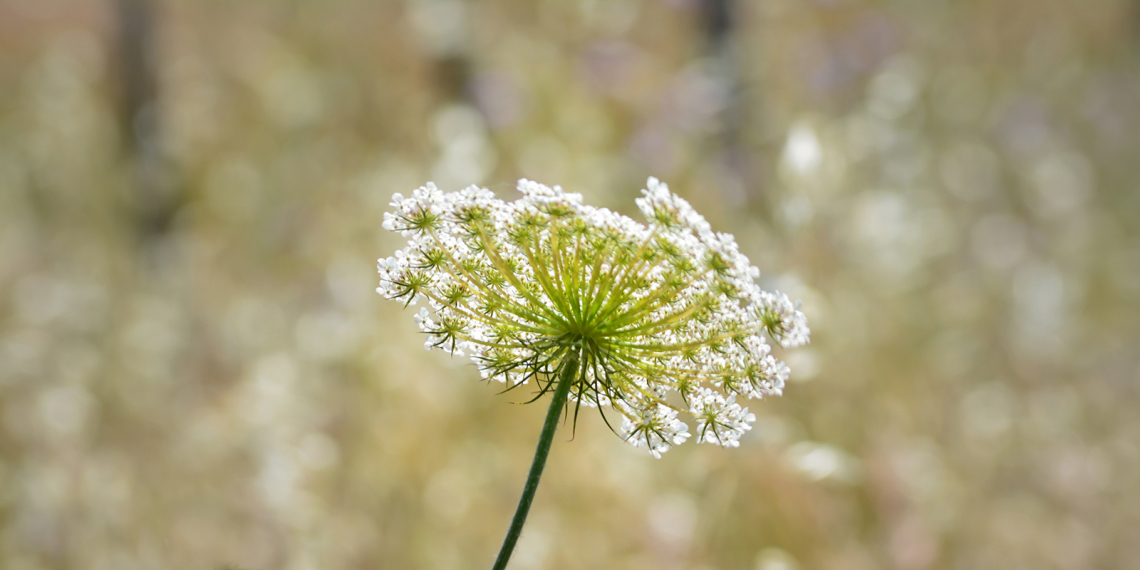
[491,355,578,570]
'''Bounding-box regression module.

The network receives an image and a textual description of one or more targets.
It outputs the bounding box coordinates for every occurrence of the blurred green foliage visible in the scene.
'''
[0,1,1138,569]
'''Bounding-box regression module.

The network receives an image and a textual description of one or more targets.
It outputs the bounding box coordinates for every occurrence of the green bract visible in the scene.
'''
[378,178,809,456]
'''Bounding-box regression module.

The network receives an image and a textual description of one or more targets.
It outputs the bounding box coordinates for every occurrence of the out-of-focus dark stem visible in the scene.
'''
[491,355,577,570]
[117,0,183,246]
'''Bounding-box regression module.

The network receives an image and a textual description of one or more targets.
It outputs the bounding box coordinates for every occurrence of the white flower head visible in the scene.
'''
[690,388,755,448]
[618,400,691,458]
[378,178,810,456]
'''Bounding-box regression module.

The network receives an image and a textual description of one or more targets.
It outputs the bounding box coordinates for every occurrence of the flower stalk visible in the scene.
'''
[491,354,577,570]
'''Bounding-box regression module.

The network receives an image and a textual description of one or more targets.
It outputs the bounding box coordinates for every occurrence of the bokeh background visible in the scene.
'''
[2,1,1139,569]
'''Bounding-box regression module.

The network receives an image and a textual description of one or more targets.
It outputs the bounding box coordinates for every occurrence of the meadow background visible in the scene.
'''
[1,1,1139,569]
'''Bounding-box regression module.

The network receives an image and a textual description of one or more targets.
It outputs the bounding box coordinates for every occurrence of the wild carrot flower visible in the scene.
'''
[377,177,809,456]
[378,177,808,569]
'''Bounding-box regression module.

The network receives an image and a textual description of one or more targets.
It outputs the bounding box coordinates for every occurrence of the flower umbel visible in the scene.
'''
[378,178,809,456]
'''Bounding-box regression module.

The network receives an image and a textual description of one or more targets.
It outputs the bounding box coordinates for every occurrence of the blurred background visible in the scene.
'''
[1,1,1139,569]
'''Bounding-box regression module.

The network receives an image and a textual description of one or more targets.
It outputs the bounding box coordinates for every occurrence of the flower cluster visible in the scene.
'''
[378,178,809,457]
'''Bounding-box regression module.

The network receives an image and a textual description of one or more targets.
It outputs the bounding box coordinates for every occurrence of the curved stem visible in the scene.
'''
[491,355,578,570]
